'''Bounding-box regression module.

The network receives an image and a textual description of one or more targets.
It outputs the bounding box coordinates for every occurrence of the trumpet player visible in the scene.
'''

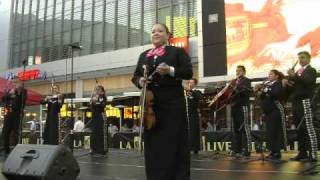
[285,51,318,162]
[41,85,64,145]
[255,70,286,160]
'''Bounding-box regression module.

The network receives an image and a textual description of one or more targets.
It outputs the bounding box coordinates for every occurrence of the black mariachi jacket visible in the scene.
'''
[259,81,283,114]
[289,65,317,100]
[187,89,202,113]
[132,46,193,106]
[231,76,251,107]
[91,95,107,114]
[1,88,27,113]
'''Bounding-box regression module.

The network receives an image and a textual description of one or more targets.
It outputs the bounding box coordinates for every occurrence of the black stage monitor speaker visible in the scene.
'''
[2,144,80,180]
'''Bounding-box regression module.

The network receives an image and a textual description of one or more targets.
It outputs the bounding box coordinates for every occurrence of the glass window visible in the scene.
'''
[72,28,81,45]
[23,0,31,26]
[81,26,91,55]
[30,0,38,26]
[172,2,187,38]
[55,0,63,20]
[143,0,156,44]
[83,1,92,22]
[63,0,73,32]
[81,1,93,55]
[157,5,170,25]
[94,0,104,23]
[117,0,128,49]
[73,8,82,29]
[129,0,142,47]
[188,0,197,37]
[93,23,103,53]
[104,1,115,51]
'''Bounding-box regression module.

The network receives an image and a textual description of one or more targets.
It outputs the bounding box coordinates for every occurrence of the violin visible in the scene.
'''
[144,89,156,130]
[139,65,156,130]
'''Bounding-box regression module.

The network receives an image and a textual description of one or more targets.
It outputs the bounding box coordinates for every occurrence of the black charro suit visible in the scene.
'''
[132,46,193,180]
[289,65,318,159]
[231,76,252,155]
[259,80,285,154]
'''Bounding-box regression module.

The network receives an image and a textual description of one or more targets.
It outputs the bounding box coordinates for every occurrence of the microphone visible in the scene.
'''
[68,42,83,49]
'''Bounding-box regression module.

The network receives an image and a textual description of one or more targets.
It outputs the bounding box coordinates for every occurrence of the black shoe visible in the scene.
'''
[290,152,308,161]
[193,151,199,155]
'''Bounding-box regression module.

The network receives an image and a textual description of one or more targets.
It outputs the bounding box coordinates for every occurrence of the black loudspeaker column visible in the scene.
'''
[2,144,80,180]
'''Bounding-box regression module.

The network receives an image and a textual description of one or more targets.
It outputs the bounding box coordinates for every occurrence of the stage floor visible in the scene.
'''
[0,149,320,180]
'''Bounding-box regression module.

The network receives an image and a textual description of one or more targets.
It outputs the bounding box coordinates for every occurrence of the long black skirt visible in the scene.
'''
[265,109,284,152]
[43,112,59,145]
[144,103,190,180]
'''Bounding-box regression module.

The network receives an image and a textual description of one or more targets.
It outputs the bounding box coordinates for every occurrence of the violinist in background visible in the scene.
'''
[90,85,107,156]
[1,78,27,155]
[230,65,252,158]
[255,70,286,160]
[184,78,202,155]
[284,51,318,162]
[132,23,192,180]
[41,85,64,145]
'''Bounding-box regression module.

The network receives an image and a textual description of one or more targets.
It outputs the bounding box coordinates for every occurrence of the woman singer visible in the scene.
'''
[41,85,64,145]
[255,69,286,160]
[132,23,193,180]
[90,85,107,156]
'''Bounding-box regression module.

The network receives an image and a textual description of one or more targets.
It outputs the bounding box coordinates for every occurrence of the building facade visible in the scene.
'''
[2,0,199,97]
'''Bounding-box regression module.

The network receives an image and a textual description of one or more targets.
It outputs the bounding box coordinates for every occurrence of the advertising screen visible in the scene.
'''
[225,0,320,75]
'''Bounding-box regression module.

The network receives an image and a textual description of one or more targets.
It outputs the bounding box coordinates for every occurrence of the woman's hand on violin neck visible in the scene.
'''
[139,77,147,87]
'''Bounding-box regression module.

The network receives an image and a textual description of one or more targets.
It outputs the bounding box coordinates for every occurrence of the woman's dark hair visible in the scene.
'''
[96,85,105,94]
[191,78,198,85]
[155,23,170,34]
[270,69,284,80]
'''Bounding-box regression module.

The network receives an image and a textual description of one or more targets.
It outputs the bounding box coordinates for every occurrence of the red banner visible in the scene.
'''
[169,36,190,53]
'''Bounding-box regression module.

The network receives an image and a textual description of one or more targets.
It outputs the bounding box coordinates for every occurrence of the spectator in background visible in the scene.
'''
[29,118,37,144]
[74,117,85,147]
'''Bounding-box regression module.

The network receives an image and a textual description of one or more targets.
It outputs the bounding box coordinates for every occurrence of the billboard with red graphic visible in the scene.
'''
[199,0,320,82]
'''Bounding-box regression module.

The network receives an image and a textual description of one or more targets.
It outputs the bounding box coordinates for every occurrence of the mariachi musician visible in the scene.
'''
[230,65,252,158]
[184,78,202,155]
[285,51,318,162]
[1,78,27,155]
[90,85,107,156]
[41,84,64,145]
[132,23,192,180]
[255,69,286,160]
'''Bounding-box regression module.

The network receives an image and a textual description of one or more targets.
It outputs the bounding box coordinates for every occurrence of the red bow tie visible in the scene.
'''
[146,46,166,58]
[296,67,304,76]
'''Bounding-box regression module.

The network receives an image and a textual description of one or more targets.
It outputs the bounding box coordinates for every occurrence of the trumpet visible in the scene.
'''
[253,80,269,93]
[284,60,299,87]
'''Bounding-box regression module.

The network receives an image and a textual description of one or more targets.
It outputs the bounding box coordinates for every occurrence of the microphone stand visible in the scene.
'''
[67,44,81,151]
[18,59,27,144]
